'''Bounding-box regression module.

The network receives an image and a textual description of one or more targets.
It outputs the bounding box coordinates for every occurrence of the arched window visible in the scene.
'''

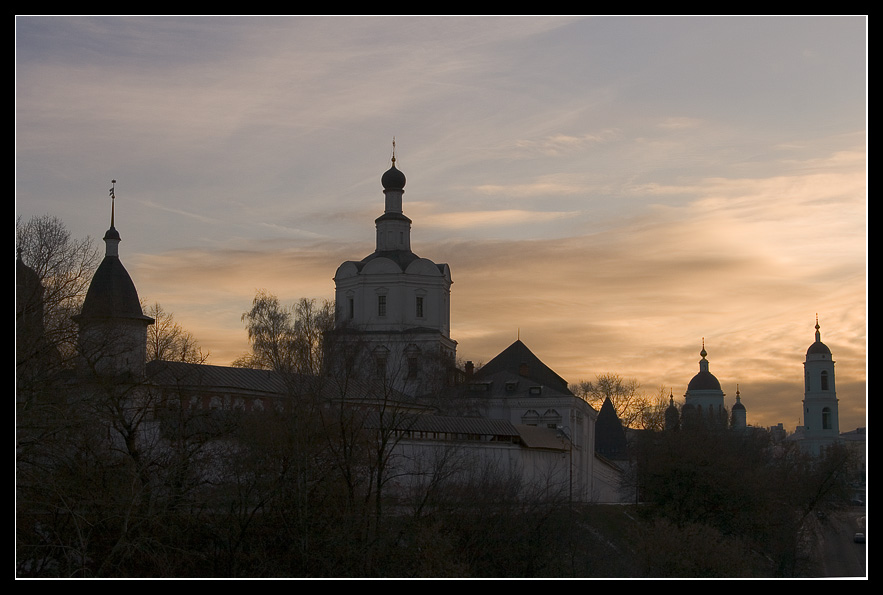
[820,370,829,391]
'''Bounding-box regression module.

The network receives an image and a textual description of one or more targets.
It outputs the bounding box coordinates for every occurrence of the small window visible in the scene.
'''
[348,297,354,319]
[822,407,832,430]
[416,296,424,318]
[820,371,829,391]
[378,295,387,317]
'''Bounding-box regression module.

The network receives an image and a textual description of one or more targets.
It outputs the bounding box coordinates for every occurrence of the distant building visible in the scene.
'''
[788,318,843,456]
[665,341,746,431]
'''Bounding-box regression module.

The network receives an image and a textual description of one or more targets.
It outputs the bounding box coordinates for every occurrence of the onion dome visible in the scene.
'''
[381,157,406,191]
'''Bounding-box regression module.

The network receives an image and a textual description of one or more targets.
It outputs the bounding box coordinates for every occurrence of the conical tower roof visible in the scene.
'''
[74,183,152,323]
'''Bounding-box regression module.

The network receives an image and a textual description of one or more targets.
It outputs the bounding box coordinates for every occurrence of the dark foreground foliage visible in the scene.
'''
[17,382,855,578]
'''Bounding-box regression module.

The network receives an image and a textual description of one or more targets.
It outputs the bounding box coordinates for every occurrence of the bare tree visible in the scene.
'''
[571,373,652,429]
[16,214,100,378]
[235,291,334,374]
[145,302,209,364]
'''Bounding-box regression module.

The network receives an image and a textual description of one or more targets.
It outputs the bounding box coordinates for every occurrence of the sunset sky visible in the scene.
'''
[15,16,867,433]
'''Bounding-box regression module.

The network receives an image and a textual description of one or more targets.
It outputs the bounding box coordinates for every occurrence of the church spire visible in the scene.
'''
[109,179,116,229]
[103,179,121,257]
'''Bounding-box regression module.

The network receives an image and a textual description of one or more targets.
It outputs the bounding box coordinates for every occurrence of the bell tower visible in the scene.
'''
[799,316,840,455]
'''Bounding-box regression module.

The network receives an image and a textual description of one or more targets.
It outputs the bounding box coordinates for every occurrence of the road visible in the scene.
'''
[812,504,866,578]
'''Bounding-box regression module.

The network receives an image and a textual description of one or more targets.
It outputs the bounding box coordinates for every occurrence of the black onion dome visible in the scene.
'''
[381,162,406,191]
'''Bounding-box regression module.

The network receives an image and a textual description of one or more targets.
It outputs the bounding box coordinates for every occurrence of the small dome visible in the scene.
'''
[731,400,746,411]
[381,162,406,191]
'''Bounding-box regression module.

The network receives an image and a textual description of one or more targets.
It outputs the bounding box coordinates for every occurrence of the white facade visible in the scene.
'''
[459,339,626,503]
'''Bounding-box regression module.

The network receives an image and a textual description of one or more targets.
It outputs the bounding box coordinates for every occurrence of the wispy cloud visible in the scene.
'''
[17,15,866,433]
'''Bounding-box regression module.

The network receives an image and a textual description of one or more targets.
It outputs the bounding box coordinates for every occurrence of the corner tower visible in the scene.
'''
[72,182,154,378]
[332,144,456,393]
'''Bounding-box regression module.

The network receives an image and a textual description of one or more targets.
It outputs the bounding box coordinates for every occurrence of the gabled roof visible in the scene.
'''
[473,340,573,395]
